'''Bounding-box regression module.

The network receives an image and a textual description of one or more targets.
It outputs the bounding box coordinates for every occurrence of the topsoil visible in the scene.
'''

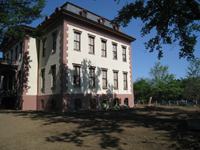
[0,106,200,150]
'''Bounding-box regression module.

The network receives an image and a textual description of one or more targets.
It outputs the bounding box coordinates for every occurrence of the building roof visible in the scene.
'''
[1,1,136,52]
[40,2,135,42]
[61,2,125,33]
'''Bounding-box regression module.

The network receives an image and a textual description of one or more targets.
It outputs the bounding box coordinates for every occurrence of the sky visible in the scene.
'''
[1,0,200,82]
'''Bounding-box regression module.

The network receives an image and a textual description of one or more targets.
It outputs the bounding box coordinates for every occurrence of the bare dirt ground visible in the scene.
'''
[0,106,200,150]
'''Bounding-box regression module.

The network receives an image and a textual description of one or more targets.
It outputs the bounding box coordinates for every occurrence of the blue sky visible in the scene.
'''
[1,0,200,82]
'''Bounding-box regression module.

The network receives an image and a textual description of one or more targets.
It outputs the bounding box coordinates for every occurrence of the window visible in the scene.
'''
[42,39,46,57]
[19,42,23,60]
[123,72,128,90]
[18,70,21,90]
[73,65,81,86]
[79,9,87,17]
[101,40,106,57]
[51,99,56,111]
[90,99,96,109]
[113,43,117,59]
[41,99,44,110]
[122,47,126,62]
[88,36,94,54]
[52,32,57,52]
[82,11,86,17]
[74,99,81,110]
[15,46,18,60]
[113,25,119,31]
[102,69,107,88]
[74,32,81,51]
[51,65,56,88]
[97,17,105,24]
[124,98,128,105]
[41,69,45,92]
[11,50,13,60]
[113,71,118,89]
[89,67,95,88]
[7,53,9,59]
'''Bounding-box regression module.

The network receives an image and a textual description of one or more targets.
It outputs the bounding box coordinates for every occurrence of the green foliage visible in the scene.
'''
[133,62,183,101]
[186,57,200,78]
[183,57,200,100]
[181,77,200,100]
[149,61,175,86]
[112,0,200,60]
[0,0,46,46]
[133,77,152,100]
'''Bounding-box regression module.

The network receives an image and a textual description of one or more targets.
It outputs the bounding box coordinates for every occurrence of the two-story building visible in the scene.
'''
[0,2,135,111]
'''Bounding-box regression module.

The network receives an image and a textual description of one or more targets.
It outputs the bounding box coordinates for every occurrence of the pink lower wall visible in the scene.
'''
[37,93,134,112]
[21,95,37,110]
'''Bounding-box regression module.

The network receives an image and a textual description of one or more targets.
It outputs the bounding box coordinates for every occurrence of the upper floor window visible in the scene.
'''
[74,31,81,51]
[51,65,56,88]
[97,17,105,25]
[15,46,18,60]
[41,69,45,92]
[89,67,95,88]
[102,69,107,89]
[11,50,13,60]
[19,42,23,60]
[113,71,118,89]
[52,32,57,53]
[73,64,81,86]
[122,47,126,62]
[18,70,22,90]
[123,72,128,90]
[113,43,117,60]
[7,53,9,60]
[88,36,95,54]
[101,40,107,57]
[42,38,46,57]
[113,25,119,31]
[79,9,87,17]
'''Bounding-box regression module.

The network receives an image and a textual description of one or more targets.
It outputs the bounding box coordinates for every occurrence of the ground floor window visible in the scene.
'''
[114,98,119,106]
[41,99,44,110]
[124,98,128,105]
[90,99,96,109]
[74,99,81,110]
[51,99,56,111]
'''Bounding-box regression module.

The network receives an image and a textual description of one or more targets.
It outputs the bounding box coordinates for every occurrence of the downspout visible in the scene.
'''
[36,38,40,111]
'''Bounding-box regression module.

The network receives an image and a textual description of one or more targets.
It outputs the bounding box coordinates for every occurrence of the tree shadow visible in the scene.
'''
[1,106,200,149]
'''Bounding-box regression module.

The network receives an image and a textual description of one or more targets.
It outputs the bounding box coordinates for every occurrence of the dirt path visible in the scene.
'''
[0,106,200,150]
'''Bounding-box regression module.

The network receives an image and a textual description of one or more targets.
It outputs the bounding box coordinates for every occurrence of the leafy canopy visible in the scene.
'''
[149,61,175,86]
[133,77,152,100]
[0,0,46,47]
[112,0,200,60]
[186,57,200,78]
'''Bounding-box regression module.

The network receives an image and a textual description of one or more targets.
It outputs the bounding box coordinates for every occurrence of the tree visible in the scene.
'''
[112,0,200,60]
[183,57,200,100]
[0,0,46,47]
[149,62,175,86]
[149,62,177,101]
[186,57,200,78]
[133,77,152,101]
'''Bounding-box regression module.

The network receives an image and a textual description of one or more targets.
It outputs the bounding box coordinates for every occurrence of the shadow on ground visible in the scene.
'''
[1,106,200,149]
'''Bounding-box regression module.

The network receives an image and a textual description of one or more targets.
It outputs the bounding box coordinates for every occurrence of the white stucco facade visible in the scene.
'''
[0,2,135,111]
[39,25,62,95]
[66,24,132,95]
[26,37,38,95]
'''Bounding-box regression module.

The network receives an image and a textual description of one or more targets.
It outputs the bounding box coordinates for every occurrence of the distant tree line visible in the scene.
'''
[133,58,200,103]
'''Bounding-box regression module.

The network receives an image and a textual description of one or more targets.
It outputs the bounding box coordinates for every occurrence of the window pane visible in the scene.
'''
[114,80,117,87]
[103,79,106,87]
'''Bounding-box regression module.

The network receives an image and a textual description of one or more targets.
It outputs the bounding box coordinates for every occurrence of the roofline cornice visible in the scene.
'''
[40,9,136,42]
